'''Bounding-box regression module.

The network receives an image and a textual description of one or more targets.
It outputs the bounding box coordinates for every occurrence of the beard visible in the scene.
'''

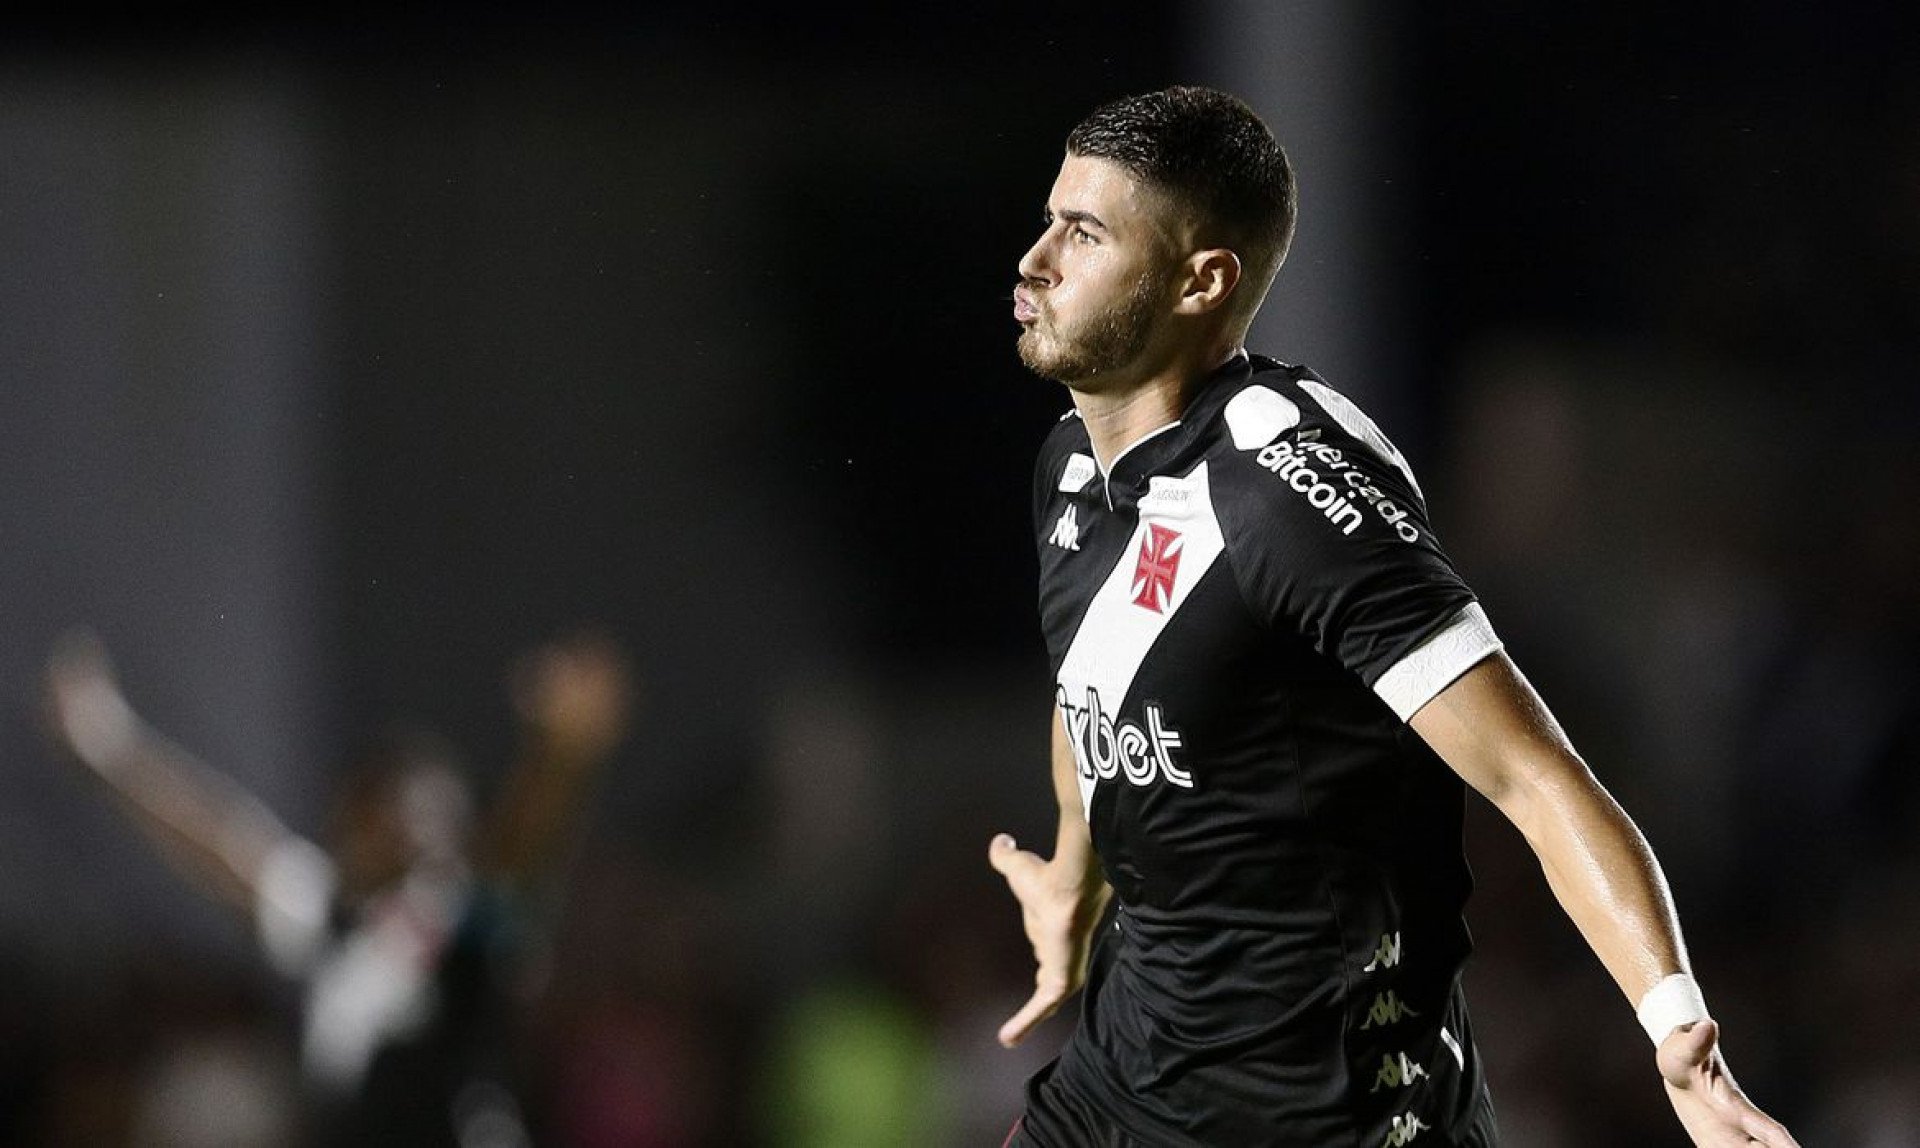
[1017,268,1167,384]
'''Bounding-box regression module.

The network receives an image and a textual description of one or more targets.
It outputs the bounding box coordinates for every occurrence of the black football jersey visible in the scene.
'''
[1025,353,1502,1147]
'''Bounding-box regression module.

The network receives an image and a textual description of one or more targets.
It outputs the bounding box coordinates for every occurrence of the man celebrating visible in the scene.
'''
[992,86,1797,1147]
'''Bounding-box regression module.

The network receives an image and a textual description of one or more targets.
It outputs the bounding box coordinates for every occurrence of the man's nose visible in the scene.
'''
[1017,231,1057,285]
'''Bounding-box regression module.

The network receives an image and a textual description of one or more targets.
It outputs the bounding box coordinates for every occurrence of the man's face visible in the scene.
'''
[330,757,473,902]
[1013,154,1180,386]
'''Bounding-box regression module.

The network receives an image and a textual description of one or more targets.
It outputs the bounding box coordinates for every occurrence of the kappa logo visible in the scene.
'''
[1384,1112,1432,1147]
[1369,1052,1430,1094]
[1360,990,1421,1031]
[1049,504,1081,551]
[1131,524,1184,613]
[1363,931,1404,973]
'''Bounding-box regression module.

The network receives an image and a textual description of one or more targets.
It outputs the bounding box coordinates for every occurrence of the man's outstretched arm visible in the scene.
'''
[1411,651,1798,1147]
[479,632,633,891]
[990,712,1113,1048]
[43,630,304,915]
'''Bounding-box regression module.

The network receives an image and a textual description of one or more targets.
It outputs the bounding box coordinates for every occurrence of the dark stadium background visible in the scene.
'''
[2,2,1915,1142]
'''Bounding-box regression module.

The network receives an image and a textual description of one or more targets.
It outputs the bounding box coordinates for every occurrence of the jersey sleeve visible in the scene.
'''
[1218,386,1501,720]
[254,836,338,977]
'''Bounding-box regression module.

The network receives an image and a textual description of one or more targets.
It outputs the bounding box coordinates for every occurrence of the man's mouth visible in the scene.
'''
[1013,286,1040,324]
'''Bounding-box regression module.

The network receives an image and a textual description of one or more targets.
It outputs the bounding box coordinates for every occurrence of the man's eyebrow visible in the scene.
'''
[1056,208,1110,232]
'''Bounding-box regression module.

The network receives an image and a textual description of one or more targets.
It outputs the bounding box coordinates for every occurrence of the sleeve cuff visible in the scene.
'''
[1373,602,1503,721]
[255,837,338,976]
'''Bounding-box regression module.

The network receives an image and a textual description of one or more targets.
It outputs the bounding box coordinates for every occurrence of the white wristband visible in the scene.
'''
[1636,972,1709,1044]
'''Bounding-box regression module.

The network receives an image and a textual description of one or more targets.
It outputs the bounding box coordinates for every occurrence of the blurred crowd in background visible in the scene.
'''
[2,3,1916,1145]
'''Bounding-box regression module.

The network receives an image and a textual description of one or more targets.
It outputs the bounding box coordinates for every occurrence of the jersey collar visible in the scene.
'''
[1102,351,1255,491]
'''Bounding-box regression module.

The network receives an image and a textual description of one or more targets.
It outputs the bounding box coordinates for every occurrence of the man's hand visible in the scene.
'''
[1659,1020,1800,1146]
[988,833,1110,1048]
[45,629,141,771]
[509,633,634,766]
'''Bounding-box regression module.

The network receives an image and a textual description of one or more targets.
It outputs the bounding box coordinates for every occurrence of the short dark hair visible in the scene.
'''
[1067,86,1297,314]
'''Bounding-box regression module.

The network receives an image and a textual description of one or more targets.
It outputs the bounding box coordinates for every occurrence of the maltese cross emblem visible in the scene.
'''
[1130,524,1184,613]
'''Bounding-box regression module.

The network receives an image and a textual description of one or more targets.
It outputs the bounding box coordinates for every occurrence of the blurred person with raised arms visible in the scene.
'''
[990,85,1797,1147]
[45,629,633,1146]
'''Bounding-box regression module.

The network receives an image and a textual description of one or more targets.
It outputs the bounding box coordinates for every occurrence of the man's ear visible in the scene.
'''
[1174,248,1242,315]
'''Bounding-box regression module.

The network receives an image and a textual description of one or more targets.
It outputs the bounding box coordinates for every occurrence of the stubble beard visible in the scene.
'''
[1017,270,1167,386]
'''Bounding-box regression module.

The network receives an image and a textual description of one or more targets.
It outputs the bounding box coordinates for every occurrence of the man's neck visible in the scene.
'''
[1071,344,1243,471]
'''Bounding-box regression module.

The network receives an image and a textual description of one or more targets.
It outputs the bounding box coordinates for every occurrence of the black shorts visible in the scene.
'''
[1007,1056,1500,1148]
[1006,1059,1141,1148]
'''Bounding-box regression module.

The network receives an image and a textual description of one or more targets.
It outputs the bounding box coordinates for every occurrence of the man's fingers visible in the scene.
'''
[989,835,1089,1049]
[988,833,1036,880]
[1658,1019,1802,1147]
[997,981,1066,1048]
[42,631,141,766]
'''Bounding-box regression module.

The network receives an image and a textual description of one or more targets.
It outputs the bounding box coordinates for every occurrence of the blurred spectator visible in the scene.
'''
[43,629,633,1146]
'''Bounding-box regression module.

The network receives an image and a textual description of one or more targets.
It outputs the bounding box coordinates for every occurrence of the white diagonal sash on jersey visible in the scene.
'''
[1056,461,1226,815]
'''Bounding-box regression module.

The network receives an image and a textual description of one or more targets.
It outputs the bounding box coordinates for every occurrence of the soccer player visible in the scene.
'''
[991,86,1798,1147]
